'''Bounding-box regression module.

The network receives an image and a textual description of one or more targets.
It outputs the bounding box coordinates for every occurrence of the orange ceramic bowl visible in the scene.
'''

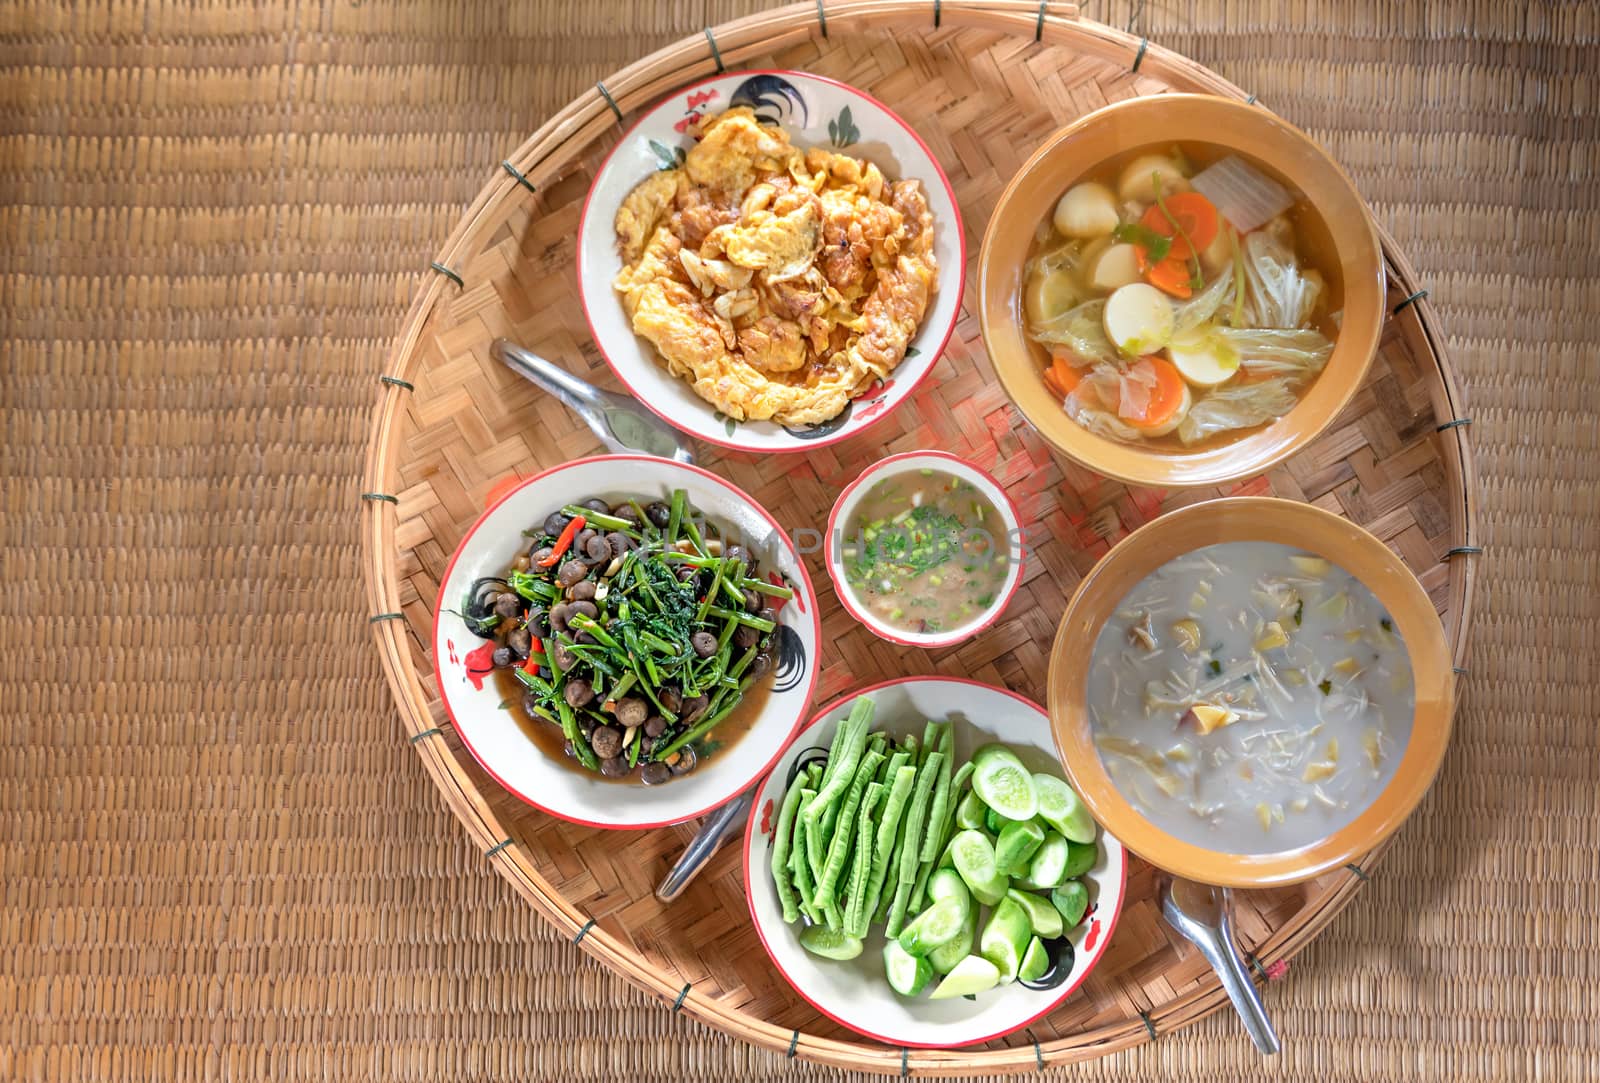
[979,95,1385,488]
[1047,498,1453,887]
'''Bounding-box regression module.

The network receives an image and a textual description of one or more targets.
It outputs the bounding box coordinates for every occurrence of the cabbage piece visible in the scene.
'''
[1175,377,1300,445]
[1172,268,1236,339]
[1077,362,1125,407]
[1065,365,1144,443]
[1065,360,1184,444]
[1115,359,1166,420]
[1217,327,1333,381]
[1024,239,1085,280]
[1239,229,1322,329]
[1029,299,1117,363]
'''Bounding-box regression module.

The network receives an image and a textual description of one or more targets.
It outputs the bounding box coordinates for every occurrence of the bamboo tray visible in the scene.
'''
[361,2,1478,1073]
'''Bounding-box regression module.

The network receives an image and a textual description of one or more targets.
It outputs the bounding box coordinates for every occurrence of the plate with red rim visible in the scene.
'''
[743,677,1127,1049]
[576,69,965,453]
[431,454,822,829]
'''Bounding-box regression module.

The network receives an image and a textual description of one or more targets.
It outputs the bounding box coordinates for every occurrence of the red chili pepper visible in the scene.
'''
[521,638,546,675]
[537,515,585,566]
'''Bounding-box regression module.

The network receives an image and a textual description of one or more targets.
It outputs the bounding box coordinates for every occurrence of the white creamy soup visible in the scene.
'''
[1086,541,1413,854]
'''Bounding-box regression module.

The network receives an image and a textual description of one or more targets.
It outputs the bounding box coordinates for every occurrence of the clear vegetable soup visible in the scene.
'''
[1086,542,1412,854]
[840,471,1011,635]
[1025,143,1342,450]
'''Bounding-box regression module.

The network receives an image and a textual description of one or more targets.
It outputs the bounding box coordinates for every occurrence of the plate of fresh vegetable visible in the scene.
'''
[742,677,1127,1048]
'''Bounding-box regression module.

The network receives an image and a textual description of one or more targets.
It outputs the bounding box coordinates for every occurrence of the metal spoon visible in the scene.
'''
[492,338,694,464]
[1161,878,1281,1054]
[655,788,753,902]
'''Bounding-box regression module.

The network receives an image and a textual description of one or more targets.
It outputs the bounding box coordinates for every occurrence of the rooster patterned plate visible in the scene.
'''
[577,70,965,453]
[432,455,821,829]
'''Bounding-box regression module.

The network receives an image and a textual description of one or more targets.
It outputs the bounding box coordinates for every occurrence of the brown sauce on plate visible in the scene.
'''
[494,667,775,785]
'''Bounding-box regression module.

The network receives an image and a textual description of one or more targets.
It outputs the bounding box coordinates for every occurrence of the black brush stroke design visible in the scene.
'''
[782,400,853,440]
[730,74,808,127]
[772,623,808,693]
[462,577,509,639]
[1016,936,1076,991]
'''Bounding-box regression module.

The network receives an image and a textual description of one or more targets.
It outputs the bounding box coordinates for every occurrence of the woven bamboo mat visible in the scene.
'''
[2,0,1595,1080]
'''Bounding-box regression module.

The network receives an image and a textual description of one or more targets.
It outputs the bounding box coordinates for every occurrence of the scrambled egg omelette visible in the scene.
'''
[611,108,938,427]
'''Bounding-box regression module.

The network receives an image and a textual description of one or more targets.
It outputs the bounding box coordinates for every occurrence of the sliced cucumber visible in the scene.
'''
[898,897,967,958]
[927,908,977,975]
[1017,936,1050,983]
[979,897,1033,983]
[1006,888,1065,941]
[983,806,1009,835]
[1051,881,1090,928]
[994,819,1045,877]
[1025,831,1070,890]
[799,924,863,960]
[1033,773,1097,844]
[954,789,987,831]
[884,939,933,997]
[1061,839,1099,880]
[928,954,1001,1000]
[971,744,1038,821]
[928,867,972,908]
[947,830,1009,906]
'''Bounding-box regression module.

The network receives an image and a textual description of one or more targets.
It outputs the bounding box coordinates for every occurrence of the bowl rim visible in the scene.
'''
[1046,496,1454,886]
[977,92,1386,488]
[575,67,968,454]
[823,450,1027,649]
[430,452,823,830]
[740,674,1129,1048]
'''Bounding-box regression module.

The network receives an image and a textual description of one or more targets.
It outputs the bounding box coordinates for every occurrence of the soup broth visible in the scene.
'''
[1086,541,1412,854]
[840,471,1011,636]
[1025,141,1342,452]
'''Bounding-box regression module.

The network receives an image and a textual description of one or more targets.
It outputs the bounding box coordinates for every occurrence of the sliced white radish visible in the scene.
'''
[1053,182,1119,239]
[1117,154,1191,204]
[1166,331,1241,388]
[1102,283,1175,356]
[1024,268,1081,324]
[1087,243,1144,292]
[1136,383,1191,437]
[1190,155,1293,234]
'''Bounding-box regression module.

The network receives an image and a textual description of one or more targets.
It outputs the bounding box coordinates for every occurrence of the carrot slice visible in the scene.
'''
[1042,353,1082,399]
[1120,356,1187,430]
[1140,251,1194,299]
[1139,192,1219,260]
[1049,352,1082,393]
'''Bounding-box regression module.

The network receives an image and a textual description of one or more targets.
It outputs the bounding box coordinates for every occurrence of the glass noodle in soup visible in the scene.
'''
[1086,542,1412,854]
[1025,143,1342,450]
[839,470,1010,637]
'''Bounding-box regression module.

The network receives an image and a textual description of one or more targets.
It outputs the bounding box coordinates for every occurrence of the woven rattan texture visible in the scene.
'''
[366,9,1474,1070]
[4,1,1595,1080]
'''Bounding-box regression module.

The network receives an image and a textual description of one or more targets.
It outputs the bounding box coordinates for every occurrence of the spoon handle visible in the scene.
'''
[1186,890,1281,1054]
[655,789,753,902]
[493,338,605,417]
